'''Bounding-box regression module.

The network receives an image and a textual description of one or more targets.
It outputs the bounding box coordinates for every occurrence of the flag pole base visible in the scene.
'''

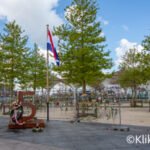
[46,102,49,121]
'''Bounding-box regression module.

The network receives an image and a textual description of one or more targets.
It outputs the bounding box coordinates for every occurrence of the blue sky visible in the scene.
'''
[0,0,150,71]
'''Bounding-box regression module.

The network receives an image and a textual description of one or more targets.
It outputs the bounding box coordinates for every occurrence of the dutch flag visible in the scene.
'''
[47,29,60,66]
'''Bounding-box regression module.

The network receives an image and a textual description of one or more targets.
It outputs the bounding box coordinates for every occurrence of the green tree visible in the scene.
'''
[19,43,48,92]
[28,43,47,92]
[0,21,29,100]
[0,46,4,83]
[18,50,32,90]
[141,35,150,82]
[53,0,112,94]
[18,43,56,95]
[142,35,150,50]
[118,48,143,106]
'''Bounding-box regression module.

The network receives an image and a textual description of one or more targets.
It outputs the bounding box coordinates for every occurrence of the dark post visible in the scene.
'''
[149,101,150,112]
[46,24,49,121]
[47,101,49,121]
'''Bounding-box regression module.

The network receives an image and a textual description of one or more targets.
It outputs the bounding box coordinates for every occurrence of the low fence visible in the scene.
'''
[1,101,150,126]
[36,105,76,121]
[34,101,150,126]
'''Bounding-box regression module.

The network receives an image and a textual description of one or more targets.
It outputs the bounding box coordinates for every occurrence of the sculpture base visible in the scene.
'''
[8,119,45,129]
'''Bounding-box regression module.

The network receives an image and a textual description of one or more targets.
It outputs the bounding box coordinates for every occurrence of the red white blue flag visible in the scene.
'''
[47,29,60,66]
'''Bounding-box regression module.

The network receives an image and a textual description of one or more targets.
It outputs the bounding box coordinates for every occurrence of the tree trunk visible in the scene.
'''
[82,80,86,94]
[33,73,37,94]
[131,87,137,107]
[10,79,14,103]
[124,88,127,101]
[41,88,44,95]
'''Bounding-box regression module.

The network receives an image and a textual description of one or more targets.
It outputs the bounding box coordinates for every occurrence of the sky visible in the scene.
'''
[0,0,150,71]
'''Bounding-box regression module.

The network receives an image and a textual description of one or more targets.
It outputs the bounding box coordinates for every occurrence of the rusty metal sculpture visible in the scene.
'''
[8,91,45,129]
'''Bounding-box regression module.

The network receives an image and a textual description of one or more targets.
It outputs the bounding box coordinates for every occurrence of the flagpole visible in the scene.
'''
[46,24,49,121]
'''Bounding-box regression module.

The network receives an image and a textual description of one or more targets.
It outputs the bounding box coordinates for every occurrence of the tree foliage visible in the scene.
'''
[19,43,47,92]
[53,0,112,94]
[0,21,51,96]
[118,48,143,87]
[140,35,150,82]
[118,48,144,106]
[0,21,29,98]
[142,35,150,51]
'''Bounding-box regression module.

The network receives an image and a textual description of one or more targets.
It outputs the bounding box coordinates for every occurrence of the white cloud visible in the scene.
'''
[0,0,63,48]
[103,20,109,26]
[65,5,77,19]
[122,25,129,31]
[115,38,143,68]
[97,17,109,26]
[39,47,57,64]
[100,32,105,37]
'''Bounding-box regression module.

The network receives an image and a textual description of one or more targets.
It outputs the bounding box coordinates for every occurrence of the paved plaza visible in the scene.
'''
[0,116,150,150]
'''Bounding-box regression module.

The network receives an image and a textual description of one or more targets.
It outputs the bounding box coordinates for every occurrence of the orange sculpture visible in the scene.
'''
[8,91,45,129]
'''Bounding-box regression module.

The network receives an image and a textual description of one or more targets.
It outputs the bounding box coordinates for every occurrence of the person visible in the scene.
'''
[10,101,24,125]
